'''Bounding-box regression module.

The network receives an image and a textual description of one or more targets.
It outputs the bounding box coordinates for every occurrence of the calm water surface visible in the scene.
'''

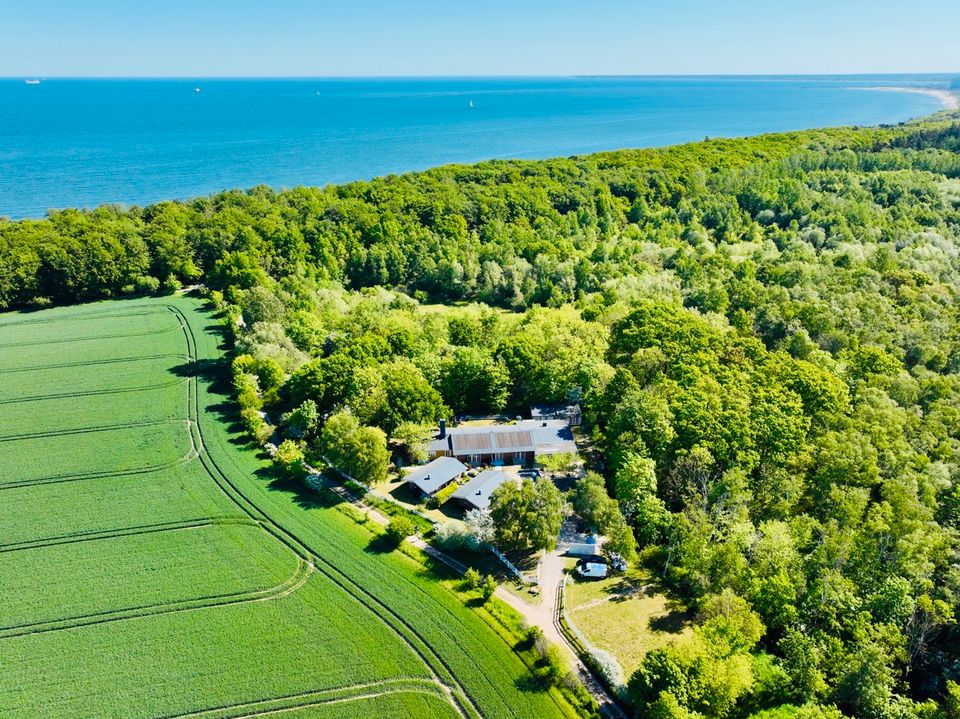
[0,75,952,218]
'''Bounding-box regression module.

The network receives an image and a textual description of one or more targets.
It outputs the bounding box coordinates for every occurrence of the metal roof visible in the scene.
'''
[450,469,514,510]
[428,420,576,457]
[403,456,468,496]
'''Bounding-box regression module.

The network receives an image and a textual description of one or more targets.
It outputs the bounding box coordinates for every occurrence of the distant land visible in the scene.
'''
[0,74,956,219]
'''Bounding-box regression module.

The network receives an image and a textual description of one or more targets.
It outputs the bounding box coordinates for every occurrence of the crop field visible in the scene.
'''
[0,297,573,719]
[4,420,192,484]
[0,462,240,546]
[0,354,186,402]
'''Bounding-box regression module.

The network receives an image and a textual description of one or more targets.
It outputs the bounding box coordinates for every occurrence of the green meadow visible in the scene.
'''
[0,296,573,719]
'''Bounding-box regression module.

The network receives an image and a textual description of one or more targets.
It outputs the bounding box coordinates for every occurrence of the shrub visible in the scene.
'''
[161,274,182,294]
[209,290,226,311]
[480,574,498,602]
[232,370,262,411]
[275,440,307,479]
[463,567,481,590]
[239,407,273,445]
[253,420,275,446]
[386,516,416,547]
[428,479,461,508]
[434,522,472,553]
[537,644,568,687]
[135,275,161,295]
[522,625,545,650]
[587,648,626,695]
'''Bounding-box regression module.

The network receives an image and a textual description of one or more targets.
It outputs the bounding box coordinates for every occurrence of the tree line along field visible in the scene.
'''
[0,296,574,719]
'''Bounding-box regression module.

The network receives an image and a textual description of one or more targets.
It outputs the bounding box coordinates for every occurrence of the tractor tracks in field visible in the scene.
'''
[0,442,198,491]
[1,303,479,719]
[168,305,482,719]
[0,536,314,641]
[0,418,181,443]
[0,375,189,405]
[0,516,252,553]
[156,679,452,719]
[0,322,182,349]
[0,307,169,328]
[0,352,190,375]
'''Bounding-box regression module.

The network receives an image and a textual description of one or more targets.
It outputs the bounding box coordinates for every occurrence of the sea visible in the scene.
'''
[0,75,955,219]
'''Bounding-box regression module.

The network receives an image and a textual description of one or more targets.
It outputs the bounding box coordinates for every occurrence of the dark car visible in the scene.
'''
[607,553,628,573]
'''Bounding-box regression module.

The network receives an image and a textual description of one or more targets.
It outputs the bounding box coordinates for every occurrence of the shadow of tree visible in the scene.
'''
[366,534,400,554]
[649,608,692,633]
[514,674,550,693]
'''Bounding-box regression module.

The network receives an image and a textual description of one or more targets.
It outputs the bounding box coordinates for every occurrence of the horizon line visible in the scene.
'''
[3,72,960,80]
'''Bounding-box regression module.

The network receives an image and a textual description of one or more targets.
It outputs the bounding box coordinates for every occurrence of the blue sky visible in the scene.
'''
[2,0,958,76]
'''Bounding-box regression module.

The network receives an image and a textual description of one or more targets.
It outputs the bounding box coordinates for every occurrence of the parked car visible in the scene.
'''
[576,561,608,579]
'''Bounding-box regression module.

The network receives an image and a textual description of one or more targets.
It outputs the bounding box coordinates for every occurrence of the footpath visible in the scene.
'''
[321,477,627,719]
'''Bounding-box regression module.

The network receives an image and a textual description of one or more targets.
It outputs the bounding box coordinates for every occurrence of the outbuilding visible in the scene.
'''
[450,468,514,511]
[402,456,468,497]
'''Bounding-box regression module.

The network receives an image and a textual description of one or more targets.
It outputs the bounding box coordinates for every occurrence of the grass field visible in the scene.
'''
[0,296,576,719]
[566,564,693,676]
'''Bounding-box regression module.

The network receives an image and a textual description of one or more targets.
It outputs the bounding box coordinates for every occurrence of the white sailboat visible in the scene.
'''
[25,79,41,85]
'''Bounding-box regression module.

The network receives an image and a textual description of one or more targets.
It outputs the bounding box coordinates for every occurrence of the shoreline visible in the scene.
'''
[857,85,959,110]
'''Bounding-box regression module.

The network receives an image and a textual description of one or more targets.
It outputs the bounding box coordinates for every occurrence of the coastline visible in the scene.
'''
[858,85,959,110]
[3,78,957,220]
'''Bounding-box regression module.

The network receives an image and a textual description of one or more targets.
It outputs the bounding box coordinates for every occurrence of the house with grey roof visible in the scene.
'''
[402,456,468,497]
[451,469,514,511]
[427,418,577,467]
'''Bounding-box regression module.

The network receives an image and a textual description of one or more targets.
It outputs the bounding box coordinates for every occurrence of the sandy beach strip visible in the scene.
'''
[857,86,959,110]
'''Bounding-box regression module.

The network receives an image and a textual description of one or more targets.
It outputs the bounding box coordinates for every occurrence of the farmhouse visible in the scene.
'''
[402,456,468,497]
[427,418,577,466]
[451,468,514,511]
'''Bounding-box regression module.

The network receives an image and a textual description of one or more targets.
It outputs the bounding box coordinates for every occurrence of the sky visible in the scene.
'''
[1,0,958,77]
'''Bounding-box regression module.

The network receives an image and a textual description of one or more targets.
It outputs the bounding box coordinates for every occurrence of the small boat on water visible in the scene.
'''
[469,100,474,108]
[25,79,41,85]
[194,86,201,93]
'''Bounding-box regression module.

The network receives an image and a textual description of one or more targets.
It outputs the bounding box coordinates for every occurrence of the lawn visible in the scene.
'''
[565,565,693,676]
[0,296,577,719]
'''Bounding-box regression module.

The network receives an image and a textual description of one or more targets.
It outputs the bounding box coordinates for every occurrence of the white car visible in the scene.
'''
[576,561,608,579]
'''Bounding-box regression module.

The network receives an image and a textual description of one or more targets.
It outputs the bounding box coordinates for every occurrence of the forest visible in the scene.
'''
[4,113,960,719]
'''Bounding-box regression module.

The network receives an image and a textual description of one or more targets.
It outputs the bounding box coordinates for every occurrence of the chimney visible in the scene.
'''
[439,419,446,439]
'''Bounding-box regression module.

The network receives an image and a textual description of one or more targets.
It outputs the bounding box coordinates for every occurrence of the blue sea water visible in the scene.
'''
[0,75,953,219]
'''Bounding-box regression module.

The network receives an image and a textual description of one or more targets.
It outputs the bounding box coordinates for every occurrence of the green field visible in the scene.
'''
[0,296,574,719]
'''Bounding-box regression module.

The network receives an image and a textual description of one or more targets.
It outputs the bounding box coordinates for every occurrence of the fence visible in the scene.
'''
[315,457,439,526]
[556,575,629,704]
[319,456,538,585]
[486,545,539,586]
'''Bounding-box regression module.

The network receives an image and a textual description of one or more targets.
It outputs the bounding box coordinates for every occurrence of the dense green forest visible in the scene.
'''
[5,113,960,719]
